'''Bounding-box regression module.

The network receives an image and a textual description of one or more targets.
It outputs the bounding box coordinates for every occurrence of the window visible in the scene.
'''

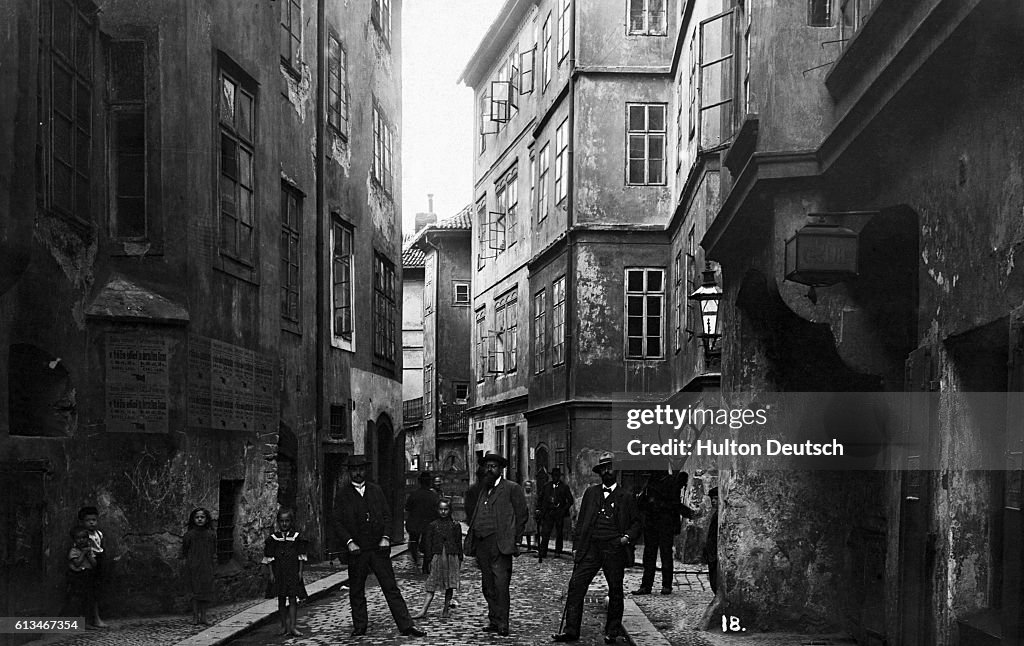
[688,30,697,139]
[454,282,471,305]
[839,0,875,42]
[675,70,684,170]
[490,49,519,125]
[476,309,487,380]
[629,0,667,36]
[674,251,682,351]
[217,479,243,563]
[372,103,394,196]
[698,10,736,150]
[331,219,354,343]
[627,104,666,185]
[809,0,832,26]
[280,184,301,323]
[372,0,392,44]
[424,364,433,418]
[479,92,489,154]
[491,289,518,374]
[542,14,552,89]
[558,0,571,62]
[625,268,665,359]
[742,5,752,115]
[454,382,470,404]
[327,33,348,137]
[37,0,96,223]
[554,119,568,203]
[538,144,551,221]
[529,153,536,221]
[108,40,147,239]
[552,276,566,365]
[280,0,301,74]
[686,227,696,339]
[329,404,349,439]
[477,198,488,268]
[424,254,434,314]
[373,253,397,364]
[219,64,256,265]
[534,289,547,372]
[495,165,518,249]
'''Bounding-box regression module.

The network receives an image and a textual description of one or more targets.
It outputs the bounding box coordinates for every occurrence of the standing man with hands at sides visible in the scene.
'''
[468,451,528,637]
[333,455,427,638]
[552,452,641,644]
[537,466,574,561]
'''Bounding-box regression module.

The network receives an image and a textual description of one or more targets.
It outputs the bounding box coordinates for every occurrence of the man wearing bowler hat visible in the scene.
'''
[552,451,641,644]
[469,451,528,636]
[333,455,426,638]
[537,466,574,561]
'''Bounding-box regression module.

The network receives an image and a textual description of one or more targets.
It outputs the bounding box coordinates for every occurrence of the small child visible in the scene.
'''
[67,526,98,626]
[181,508,216,625]
[77,506,108,628]
[263,508,308,636]
[411,499,462,619]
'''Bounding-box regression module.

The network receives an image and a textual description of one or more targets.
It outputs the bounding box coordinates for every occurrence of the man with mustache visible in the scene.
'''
[468,451,528,636]
[333,455,426,638]
[552,452,641,644]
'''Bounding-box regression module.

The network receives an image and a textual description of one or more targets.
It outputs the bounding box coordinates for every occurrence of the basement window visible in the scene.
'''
[216,479,244,563]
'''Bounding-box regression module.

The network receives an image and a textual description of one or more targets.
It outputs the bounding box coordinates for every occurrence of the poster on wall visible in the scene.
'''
[105,334,171,433]
[186,334,278,432]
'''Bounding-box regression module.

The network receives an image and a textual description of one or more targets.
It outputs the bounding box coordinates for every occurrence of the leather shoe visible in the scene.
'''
[631,587,652,595]
[660,587,673,595]
[499,629,510,636]
[351,628,367,636]
[552,633,580,642]
[401,627,427,637]
[604,635,618,644]
[482,625,499,633]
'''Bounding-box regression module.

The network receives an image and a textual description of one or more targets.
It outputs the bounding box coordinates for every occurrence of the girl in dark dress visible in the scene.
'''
[263,508,308,636]
[411,499,463,619]
[181,508,216,625]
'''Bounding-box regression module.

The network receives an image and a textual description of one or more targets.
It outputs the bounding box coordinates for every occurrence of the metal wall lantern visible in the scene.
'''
[784,216,859,287]
[688,263,723,358]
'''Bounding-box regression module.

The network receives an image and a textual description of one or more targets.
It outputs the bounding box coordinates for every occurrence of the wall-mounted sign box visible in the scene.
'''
[784,220,859,287]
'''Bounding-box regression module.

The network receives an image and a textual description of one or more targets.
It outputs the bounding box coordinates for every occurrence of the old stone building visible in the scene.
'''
[0,0,403,617]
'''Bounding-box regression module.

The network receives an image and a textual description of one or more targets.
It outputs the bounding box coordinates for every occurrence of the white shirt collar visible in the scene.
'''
[602,483,618,493]
[353,481,366,496]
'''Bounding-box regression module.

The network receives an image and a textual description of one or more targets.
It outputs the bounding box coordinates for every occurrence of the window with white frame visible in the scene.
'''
[454,282,471,305]
[698,10,735,150]
[629,0,667,36]
[491,289,518,374]
[534,289,547,372]
[808,0,833,26]
[454,382,470,403]
[558,0,571,61]
[554,119,568,203]
[373,253,397,364]
[627,104,666,185]
[372,103,394,196]
[372,0,392,44]
[625,268,664,359]
[552,276,566,365]
[542,14,553,88]
[685,226,696,339]
[424,253,434,314]
[495,165,518,249]
[673,251,682,351]
[327,33,348,137]
[529,153,536,221]
[476,309,487,380]
[688,30,697,139]
[219,66,257,265]
[477,198,488,268]
[538,144,551,220]
[331,218,354,344]
[280,0,302,75]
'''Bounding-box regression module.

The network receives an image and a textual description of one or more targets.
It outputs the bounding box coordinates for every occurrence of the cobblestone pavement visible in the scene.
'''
[622,565,714,646]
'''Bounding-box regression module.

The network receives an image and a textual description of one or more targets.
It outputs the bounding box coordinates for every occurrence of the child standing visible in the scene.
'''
[66,526,98,626]
[263,508,308,636]
[181,508,216,625]
[411,499,462,619]
[77,506,108,627]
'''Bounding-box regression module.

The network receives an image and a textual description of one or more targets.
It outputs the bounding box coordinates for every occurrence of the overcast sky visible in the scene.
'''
[401,0,505,231]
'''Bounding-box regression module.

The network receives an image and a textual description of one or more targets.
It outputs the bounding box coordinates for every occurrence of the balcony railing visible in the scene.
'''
[437,403,468,438]
[403,398,423,426]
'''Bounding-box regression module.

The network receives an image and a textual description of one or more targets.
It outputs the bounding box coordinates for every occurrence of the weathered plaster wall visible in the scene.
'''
[577,0,676,69]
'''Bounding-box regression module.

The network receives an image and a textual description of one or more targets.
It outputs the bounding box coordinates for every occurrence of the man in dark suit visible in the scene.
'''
[552,452,641,644]
[632,468,694,595]
[537,466,574,560]
[405,471,439,572]
[703,487,719,594]
[469,451,528,636]
[333,455,426,638]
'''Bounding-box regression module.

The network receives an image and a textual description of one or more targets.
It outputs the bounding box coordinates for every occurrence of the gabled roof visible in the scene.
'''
[406,204,473,251]
[403,246,426,269]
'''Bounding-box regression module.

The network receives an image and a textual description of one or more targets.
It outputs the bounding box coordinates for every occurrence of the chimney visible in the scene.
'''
[414,193,437,233]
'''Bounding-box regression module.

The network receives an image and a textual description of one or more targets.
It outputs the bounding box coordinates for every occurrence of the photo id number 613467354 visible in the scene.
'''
[0,617,85,634]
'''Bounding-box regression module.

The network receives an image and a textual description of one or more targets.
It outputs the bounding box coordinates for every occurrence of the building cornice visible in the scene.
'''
[459,0,539,88]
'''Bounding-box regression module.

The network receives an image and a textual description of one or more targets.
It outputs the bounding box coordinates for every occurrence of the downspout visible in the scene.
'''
[564,0,577,474]
[315,0,327,552]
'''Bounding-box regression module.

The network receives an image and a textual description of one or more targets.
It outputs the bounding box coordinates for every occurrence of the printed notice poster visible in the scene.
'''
[105,334,171,433]
[187,334,278,432]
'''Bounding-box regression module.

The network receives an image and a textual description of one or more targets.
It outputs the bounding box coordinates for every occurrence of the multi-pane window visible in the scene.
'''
[454,383,470,403]
[492,289,518,374]
[496,165,518,249]
[686,227,696,339]
[372,0,392,44]
[552,277,566,365]
[674,251,682,351]
[329,404,349,439]
[529,153,536,220]
[327,34,348,137]
[424,364,433,418]
[688,31,697,139]
[332,219,354,342]
[476,310,487,380]
[698,10,735,150]
[280,0,301,74]
[558,0,571,61]
[108,40,147,239]
[219,68,256,264]
[742,6,752,115]
[477,198,488,268]
[625,268,665,359]
[37,0,96,222]
[373,253,397,364]
[554,119,568,203]
[479,92,488,155]
[809,0,833,26]
[454,282,471,305]
[534,289,547,372]
[280,184,302,323]
[629,0,667,35]
[627,104,666,185]
[538,144,551,220]
[372,104,394,196]
[675,70,684,171]
[542,15,552,88]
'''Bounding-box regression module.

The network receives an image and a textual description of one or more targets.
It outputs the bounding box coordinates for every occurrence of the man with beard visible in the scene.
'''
[537,467,574,561]
[468,451,528,636]
[552,452,641,644]
[632,468,693,595]
[334,456,426,638]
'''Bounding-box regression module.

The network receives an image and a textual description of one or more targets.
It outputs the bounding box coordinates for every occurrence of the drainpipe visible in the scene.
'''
[315,0,326,551]
[564,0,577,474]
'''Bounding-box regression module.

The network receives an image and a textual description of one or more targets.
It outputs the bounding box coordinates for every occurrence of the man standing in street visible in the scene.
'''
[333,456,427,638]
[537,466,574,561]
[469,451,528,636]
[632,468,693,595]
[405,471,439,572]
[552,451,641,644]
[703,487,719,594]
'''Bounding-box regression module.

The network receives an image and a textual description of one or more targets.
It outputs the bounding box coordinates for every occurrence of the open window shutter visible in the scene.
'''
[698,8,735,151]
[488,212,505,251]
[519,48,535,95]
[480,91,499,135]
[490,81,511,123]
[487,333,498,373]
[508,65,520,109]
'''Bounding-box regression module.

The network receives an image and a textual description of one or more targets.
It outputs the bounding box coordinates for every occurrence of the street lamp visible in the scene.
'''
[688,263,722,360]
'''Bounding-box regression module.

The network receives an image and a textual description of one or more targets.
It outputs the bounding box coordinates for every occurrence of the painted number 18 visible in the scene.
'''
[721,615,745,632]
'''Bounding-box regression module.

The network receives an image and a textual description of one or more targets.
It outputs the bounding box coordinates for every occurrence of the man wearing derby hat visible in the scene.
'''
[537,466,575,561]
[333,455,426,638]
[468,451,528,636]
[552,451,641,644]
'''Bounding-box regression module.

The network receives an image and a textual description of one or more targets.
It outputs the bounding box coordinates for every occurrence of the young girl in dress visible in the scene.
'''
[181,508,216,625]
[263,508,308,636]
[411,499,462,619]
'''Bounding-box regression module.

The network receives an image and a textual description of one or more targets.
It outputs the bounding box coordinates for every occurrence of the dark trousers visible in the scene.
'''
[64,570,96,623]
[475,533,513,631]
[562,539,627,638]
[708,559,719,594]
[640,523,676,589]
[348,548,413,632]
[539,514,566,557]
